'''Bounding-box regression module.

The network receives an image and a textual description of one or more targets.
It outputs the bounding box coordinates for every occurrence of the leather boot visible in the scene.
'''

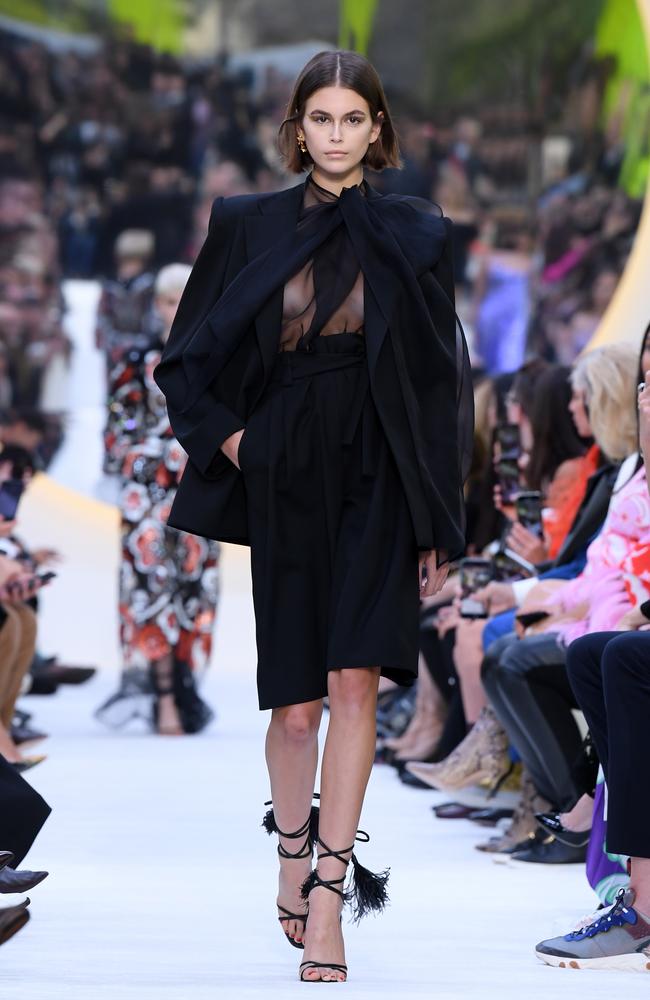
[476,767,551,853]
[405,705,510,791]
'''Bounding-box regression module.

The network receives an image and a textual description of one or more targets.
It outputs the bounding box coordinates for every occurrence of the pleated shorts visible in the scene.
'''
[238,332,420,710]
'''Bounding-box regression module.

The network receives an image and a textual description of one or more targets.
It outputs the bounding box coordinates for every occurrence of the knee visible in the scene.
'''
[566,634,602,690]
[328,667,379,712]
[273,702,322,743]
[602,632,650,689]
[481,637,514,689]
[496,645,527,685]
[15,604,37,648]
[482,612,516,651]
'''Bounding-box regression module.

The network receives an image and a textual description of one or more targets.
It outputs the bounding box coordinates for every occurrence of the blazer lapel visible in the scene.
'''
[244,183,304,381]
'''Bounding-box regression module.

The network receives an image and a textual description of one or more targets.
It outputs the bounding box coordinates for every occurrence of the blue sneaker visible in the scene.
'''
[535,889,650,972]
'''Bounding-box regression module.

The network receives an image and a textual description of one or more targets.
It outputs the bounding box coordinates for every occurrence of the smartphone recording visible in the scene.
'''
[515,491,544,539]
[459,557,493,619]
[495,422,521,460]
[495,458,521,504]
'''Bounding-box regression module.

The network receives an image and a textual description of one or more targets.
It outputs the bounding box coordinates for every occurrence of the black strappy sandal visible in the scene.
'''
[298,832,390,982]
[262,795,320,950]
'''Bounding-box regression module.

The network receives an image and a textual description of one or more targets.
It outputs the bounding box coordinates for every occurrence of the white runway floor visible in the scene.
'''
[1,282,647,997]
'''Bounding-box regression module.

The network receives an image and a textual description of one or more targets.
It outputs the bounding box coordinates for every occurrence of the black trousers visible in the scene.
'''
[0,755,51,866]
[481,632,583,810]
[567,631,650,858]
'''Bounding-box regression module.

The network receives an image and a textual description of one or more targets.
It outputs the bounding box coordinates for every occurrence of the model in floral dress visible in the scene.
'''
[96,264,220,735]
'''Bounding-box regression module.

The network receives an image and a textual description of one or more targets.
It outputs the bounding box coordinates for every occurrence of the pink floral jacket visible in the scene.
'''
[548,462,650,645]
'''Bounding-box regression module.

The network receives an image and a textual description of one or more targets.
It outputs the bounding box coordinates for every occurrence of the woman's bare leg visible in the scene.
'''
[0,604,37,729]
[151,653,183,735]
[386,658,447,759]
[559,792,594,832]
[453,619,487,724]
[301,666,381,982]
[265,699,323,943]
[0,720,21,763]
[631,858,650,916]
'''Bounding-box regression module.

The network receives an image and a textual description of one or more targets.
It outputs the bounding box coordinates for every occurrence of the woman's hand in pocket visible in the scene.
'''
[220,428,246,470]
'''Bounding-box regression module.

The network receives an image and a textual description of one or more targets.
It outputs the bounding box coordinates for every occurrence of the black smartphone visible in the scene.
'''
[493,547,536,580]
[0,478,25,521]
[460,596,489,619]
[459,557,493,618]
[515,491,544,539]
[495,458,521,504]
[515,609,550,628]
[4,570,57,598]
[495,422,521,460]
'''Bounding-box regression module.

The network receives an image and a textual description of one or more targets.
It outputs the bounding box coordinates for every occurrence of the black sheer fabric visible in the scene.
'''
[280,174,365,351]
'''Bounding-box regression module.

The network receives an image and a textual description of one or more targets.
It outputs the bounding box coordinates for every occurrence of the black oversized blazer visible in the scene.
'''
[154,176,468,558]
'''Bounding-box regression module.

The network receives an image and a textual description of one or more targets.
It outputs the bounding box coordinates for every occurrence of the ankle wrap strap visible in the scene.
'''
[300,830,390,923]
[307,836,353,899]
[299,830,371,902]
[261,793,320,860]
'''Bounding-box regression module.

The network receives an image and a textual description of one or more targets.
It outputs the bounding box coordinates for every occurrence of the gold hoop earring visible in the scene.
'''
[297,134,307,154]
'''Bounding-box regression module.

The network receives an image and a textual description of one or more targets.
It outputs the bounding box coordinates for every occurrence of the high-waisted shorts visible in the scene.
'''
[238,332,420,710]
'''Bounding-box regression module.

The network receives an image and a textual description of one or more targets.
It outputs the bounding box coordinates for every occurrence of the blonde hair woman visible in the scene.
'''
[571,341,640,462]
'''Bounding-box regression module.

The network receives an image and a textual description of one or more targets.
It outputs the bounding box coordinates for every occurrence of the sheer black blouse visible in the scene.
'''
[279,173,367,352]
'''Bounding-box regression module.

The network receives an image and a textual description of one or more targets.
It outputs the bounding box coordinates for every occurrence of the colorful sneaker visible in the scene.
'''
[535,888,650,972]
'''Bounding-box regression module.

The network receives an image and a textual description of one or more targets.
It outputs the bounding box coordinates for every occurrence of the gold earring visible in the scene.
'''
[297,133,307,154]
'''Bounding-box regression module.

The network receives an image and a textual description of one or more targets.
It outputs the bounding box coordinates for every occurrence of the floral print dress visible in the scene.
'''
[96,344,220,730]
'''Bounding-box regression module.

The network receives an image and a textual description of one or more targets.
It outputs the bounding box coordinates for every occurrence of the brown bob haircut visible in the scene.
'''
[278,50,401,174]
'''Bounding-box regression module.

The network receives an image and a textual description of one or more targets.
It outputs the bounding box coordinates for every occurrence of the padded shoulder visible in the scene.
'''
[222,191,268,217]
[382,192,444,219]
[210,191,262,225]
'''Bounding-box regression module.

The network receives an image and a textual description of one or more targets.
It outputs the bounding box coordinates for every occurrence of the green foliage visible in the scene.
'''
[0,0,95,31]
[339,0,380,55]
[430,0,606,107]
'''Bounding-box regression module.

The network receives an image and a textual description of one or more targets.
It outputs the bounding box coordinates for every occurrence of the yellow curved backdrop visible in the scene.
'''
[588,0,650,348]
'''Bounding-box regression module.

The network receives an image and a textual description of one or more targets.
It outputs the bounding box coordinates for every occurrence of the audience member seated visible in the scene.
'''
[533,366,650,970]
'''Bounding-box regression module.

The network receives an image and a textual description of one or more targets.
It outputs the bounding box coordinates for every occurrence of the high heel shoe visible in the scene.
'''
[534,810,592,848]
[405,705,509,791]
[0,866,48,893]
[0,898,30,945]
[298,832,390,982]
[261,795,320,950]
[12,756,47,774]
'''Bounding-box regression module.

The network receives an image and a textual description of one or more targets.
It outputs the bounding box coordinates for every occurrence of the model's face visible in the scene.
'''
[297,87,382,175]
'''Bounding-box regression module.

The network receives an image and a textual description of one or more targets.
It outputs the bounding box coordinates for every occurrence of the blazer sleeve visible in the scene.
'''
[153,197,245,477]
[427,217,473,560]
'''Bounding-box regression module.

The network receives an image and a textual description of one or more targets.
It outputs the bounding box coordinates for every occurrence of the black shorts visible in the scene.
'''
[239,332,420,710]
